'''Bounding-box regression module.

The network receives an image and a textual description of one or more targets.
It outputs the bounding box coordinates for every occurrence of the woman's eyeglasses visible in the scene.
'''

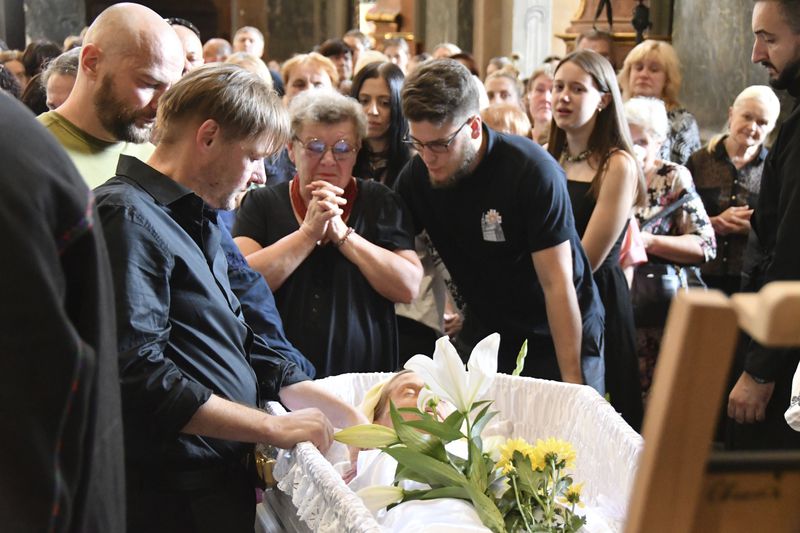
[293,137,359,160]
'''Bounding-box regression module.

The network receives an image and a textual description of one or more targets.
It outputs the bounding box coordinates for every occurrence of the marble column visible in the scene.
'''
[424,0,472,54]
[256,0,349,62]
[0,0,25,49]
[24,0,84,44]
[672,0,769,136]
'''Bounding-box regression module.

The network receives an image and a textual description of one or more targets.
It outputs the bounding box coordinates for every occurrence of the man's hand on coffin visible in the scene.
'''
[727,371,775,424]
[265,407,334,452]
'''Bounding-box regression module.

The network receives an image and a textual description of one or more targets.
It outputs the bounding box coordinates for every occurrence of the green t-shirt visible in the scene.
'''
[38,111,155,189]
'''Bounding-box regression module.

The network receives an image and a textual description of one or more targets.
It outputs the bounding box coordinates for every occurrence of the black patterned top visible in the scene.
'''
[659,107,701,166]
[686,137,768,277]
[634,160,717,263]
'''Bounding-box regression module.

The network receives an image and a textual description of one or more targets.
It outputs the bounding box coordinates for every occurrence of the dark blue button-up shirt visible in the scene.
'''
[95,155,308,469]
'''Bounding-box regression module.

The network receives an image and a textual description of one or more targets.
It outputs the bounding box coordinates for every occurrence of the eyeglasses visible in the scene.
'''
[293,136,359,161]
[403,119,471,153]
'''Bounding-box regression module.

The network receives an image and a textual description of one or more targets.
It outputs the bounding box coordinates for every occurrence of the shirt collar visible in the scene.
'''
[115,154,196,206]
[713,135,768,166]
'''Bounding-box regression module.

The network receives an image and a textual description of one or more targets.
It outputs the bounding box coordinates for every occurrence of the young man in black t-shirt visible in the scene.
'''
[395,59,605,392]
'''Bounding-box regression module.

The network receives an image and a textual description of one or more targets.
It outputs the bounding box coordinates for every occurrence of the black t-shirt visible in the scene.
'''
[234,178,416,377]
[395,127,603,364]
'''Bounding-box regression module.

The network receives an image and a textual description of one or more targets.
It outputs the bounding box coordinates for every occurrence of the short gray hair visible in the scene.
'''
[401,58,479,125]
[41,47,80,88]
[156,63,288,150]
[624,96,669,143]
[289,88,367,142]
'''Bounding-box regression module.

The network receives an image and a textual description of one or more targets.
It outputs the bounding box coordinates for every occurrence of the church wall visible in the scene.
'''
[672,0,769,137]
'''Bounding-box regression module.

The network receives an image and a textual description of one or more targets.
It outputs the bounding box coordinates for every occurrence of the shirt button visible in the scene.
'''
[731,195,737,200]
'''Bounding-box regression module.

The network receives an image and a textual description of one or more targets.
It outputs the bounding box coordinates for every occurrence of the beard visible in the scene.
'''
[429,140,479,190]
[93,75,155,143]
[763,51,800,92]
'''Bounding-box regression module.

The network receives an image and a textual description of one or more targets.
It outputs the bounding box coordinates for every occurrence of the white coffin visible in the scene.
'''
[258,373,643,532]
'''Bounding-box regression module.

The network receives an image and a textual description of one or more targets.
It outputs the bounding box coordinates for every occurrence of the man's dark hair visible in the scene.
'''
[401,58,479,125]
[317,38,351,58]
[165,17,201,38]
[761,0,800,34]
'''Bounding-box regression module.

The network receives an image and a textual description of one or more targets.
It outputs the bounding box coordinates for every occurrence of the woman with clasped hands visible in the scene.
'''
[233,89,422,378]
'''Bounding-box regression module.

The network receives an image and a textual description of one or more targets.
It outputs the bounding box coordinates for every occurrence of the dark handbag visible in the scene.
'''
[631,192,706,328]
[631,263,685,327]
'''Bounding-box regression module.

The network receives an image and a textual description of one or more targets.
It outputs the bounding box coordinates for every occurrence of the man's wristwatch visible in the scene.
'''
[749,372,771,385]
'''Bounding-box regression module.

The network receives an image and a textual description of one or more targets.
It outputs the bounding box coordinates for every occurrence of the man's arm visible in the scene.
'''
[181,394,333,452]
[531,240,583,384]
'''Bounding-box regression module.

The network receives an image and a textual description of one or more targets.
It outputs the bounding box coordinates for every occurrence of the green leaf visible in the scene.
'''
[514,452,540,494]
[383,447,468,487]
[394,463,431,485]
[402,418,465,442]
[443,409,465,427]
[469,400,493,411]
[402,486,470,502]
[334,424,399,448]
[512,339,528,376]
[467,438,488,493]
[470,403,498,441]
[464,482,507,533]
[390,403,448,461]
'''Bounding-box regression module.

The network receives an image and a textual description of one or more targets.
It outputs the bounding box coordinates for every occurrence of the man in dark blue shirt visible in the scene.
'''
[95,64,361,532]
[396,60,605,392]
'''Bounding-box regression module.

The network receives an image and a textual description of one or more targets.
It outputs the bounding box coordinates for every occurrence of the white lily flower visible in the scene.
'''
[416,386,440,414]
[356,485,404,514]
[404,333,499,414]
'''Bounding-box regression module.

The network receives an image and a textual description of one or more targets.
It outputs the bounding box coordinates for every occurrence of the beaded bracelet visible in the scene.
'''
[336,227,355,247]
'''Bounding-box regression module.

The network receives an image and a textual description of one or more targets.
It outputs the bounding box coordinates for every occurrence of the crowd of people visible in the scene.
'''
[2,0,800,531]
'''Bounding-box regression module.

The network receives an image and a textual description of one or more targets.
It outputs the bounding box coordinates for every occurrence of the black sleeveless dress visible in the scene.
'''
[568,180,643,431]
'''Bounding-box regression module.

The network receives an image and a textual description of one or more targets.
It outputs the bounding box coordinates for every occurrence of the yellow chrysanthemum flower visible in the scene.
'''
[530,438,576,470]
[559,482,585,508]
[496,437,534,474]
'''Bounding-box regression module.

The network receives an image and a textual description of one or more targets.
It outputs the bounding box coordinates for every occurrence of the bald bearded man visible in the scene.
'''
[38,3,184,188]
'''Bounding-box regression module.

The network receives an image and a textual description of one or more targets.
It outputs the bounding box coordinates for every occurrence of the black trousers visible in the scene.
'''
[126,465,256,533]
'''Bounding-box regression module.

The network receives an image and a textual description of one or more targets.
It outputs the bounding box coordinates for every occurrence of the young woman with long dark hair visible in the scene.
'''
[549,49,646,430]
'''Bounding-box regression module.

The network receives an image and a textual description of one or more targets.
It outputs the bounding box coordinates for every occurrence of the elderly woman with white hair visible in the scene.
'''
[686,85,781,295]
[624,96,716,396]
[233,89,422,378]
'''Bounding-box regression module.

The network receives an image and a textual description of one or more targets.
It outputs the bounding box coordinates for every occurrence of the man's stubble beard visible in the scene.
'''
[429,139,479,190]
[93,74,154,143]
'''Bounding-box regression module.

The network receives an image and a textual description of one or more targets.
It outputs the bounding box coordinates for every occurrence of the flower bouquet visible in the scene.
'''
[335,334,587,533]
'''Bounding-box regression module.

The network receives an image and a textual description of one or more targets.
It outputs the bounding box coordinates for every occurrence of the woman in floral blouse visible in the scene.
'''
[618,40,701,166]
[686,85,780,295]
[624,97,716,396]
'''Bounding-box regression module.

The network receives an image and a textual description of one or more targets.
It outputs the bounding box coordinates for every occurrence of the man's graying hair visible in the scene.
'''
[401,59,479,125]
[156,63,289,149]
[41,47,80,89]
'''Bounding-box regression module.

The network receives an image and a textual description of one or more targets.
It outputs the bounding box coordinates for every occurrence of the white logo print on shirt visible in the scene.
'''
[481,209,505,242]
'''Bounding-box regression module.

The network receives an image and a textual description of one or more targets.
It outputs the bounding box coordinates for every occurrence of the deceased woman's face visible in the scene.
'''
[375,372,426,427]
